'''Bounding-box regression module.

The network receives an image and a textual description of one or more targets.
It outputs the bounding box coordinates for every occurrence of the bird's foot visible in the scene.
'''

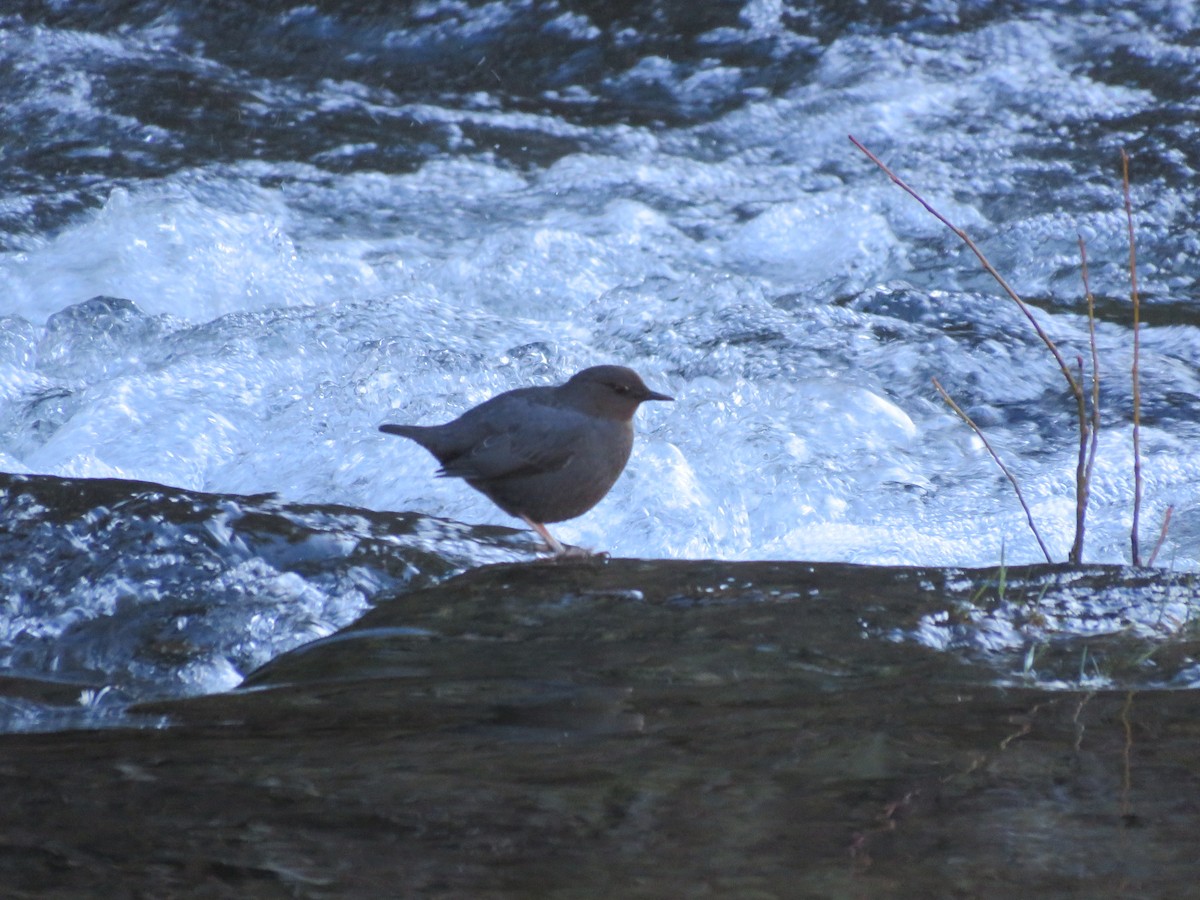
[520,516,607,560]
[554,543,600,559]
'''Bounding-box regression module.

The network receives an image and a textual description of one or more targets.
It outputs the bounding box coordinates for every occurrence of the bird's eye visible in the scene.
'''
[612,383,630,394]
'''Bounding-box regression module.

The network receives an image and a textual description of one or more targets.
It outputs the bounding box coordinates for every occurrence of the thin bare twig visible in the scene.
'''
[1082,239,1102,491]
[933,378,1054,564]
[1122,149,1144,566]
[1074,237,1102,564]
[848,135,1085,405]
[1072,354,1089,564]
[1072,353,1090,561]
[851,134,1093,563]
[1146,505,1174,568]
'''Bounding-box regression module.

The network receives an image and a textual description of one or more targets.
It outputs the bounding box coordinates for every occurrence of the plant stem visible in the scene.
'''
[848,135,1085,403]
[1122,149,1143,566]
[932,378,1054,564]
[851,134,1089,563]
[1074,237,1101,564]
[1146,505,1174,568]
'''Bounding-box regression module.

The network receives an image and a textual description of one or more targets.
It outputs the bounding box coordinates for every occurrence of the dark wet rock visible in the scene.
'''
[0,471,533,728]
[1,558,1198,896]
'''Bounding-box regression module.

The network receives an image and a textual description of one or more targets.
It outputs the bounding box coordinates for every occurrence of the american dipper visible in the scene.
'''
[379,365,673,555]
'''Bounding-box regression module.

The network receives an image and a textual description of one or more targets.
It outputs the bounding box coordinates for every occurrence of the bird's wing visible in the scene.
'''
[436,405,586,481]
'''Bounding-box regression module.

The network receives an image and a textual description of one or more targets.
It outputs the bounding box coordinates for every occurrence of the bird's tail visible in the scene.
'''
[379,423,422,438]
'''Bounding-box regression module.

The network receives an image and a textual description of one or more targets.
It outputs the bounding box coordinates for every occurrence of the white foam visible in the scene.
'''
[2,9,1199,571]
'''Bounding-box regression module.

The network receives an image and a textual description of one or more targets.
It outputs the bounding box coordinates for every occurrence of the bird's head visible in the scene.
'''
[564,365,673,420]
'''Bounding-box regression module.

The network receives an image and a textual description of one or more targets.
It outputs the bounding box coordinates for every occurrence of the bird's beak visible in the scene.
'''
[644,389,673,402]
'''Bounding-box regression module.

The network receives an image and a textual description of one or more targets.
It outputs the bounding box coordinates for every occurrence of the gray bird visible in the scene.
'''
[379,365,673,555]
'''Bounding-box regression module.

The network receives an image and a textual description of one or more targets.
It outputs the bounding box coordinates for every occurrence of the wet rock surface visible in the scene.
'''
[3,559,1198,897]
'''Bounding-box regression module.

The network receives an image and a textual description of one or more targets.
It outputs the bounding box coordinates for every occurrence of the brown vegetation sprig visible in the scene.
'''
[849,134,1096,563]
[932,378,1054,564]
[1122,149,1144,565]
[847,137,1084,400]
[1146,505,1174,568]
[1077,237,1102,559]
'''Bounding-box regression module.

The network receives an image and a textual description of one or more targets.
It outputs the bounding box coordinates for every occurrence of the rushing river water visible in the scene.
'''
[6,0,1199,565]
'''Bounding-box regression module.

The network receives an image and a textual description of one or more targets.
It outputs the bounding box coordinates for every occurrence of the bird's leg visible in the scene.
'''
[521,516,592,557]
[521,515,566,554]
